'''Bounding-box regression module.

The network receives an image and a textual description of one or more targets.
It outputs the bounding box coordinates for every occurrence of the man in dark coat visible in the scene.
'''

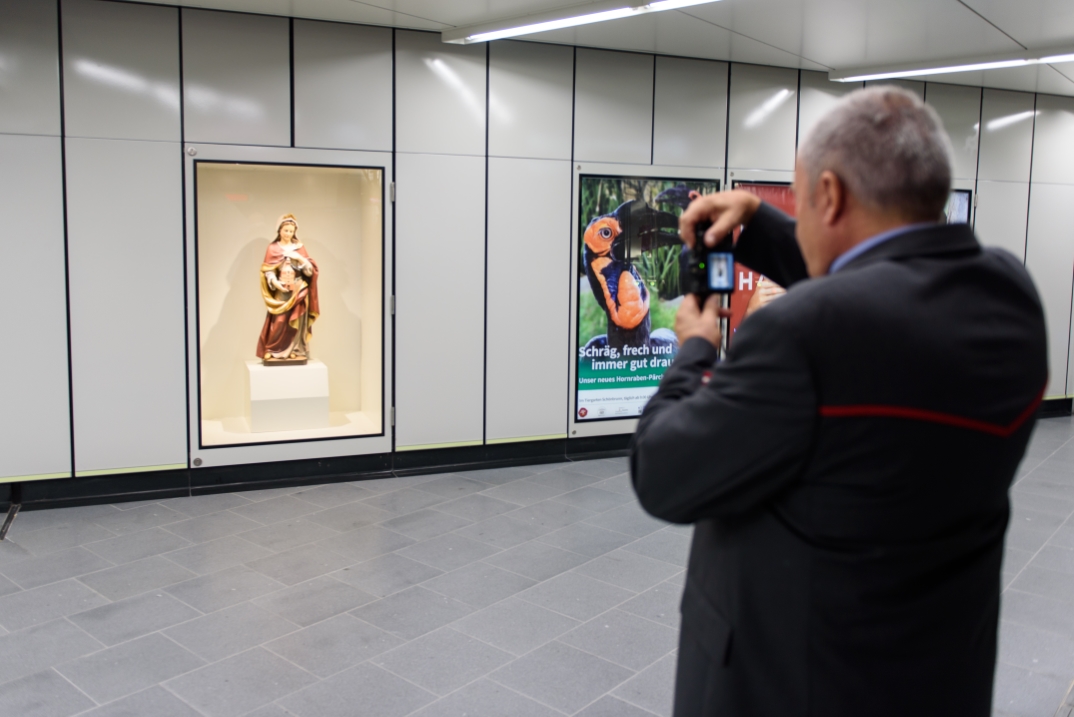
[630,86,1048,716]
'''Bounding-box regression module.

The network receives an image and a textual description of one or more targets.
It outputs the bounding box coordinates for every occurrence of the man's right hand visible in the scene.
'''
[680,190,763,249]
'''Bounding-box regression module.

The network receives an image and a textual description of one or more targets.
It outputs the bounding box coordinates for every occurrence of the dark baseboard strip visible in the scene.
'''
[1040,398,1073,419]
[3,434,632,512]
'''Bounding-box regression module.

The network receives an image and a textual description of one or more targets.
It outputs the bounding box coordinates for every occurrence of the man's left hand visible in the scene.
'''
[675,294,730,348]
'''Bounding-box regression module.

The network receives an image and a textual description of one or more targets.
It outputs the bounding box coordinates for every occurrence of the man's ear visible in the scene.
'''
[818,170,846,226]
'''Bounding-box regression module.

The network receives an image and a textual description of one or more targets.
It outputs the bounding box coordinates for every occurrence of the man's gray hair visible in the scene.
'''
[798,86,954,221]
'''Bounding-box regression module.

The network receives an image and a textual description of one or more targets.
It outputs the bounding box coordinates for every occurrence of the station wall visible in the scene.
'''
[1,0,1070,484]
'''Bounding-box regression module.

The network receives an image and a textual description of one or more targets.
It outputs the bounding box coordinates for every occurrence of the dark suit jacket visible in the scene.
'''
[630,203,1048,717]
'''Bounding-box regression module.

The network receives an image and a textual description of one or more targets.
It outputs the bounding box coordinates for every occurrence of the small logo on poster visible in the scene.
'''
[578,407,588,418]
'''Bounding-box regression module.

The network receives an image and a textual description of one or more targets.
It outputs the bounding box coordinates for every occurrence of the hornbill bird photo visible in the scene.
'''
[581,197,683,352]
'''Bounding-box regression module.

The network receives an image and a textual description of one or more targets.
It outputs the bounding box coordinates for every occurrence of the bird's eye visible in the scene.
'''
[599,227,613,239]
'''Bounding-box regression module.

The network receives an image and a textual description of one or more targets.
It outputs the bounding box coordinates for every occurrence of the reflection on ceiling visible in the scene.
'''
[116,0,1074,96]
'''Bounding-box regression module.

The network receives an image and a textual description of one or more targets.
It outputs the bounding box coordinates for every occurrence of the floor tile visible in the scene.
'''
[290,482,372,508]
[264,613,403,678]
[1005,523,1054,553]
[559,609,679,671]
[0,579,109,631]
[1,547,113,590]
[991,660,1072,717]
[1010,506,1066,533]
[70,591,201,646]
[453,514,554,549]
[12,505,121,533]
[619,580,683,629]
[483,541,589,581]
[92,504,186,536]
[83,528,192,565]
[164,566,284,614]
[452,597,579,656]
[315,525,415,562]
[350,586,474,640]
[78,556,197,602]
[504,500,596,532]
[160,492,254,518]
[1001,547,1035,576]
[380,509,473,541]
[593,473,635,496]
[552,486,633,513]
[0,539,33,567]
[432,494,520,521]
[237,519,339,553]
[1011,488,1074,518]
[76,686,204,717]
[277,663,435,717]
[239,487,304,502]
[1008,565,1074,602]
[611,653,677,717]
[490,641,634,714]
[455,465,541,485]
[576,695,661,717]
[583,503,668,538]
[350,475,438,495]
[164,648,318,717]
[478,480,566,507]
[0,619,103,686]
[997,618,1074,679]
[372,627,512,695]
[12,522,117,556]
[304,504,396,534]
[0,574,18,598]
[415,475,489,499]
[621,531,691,567]
[332,553,442,597]
[1001,588,1074,639]
[360,487,446,515]
[252,576,376,627]
[536,522,635,558]
[526,468,604,494]
[517,571,634,621]
[163,512,264,544]
[0,669,95,717]
[56,633,204,704]
[396,533,500,572]
[409,678,561,717]
[1029,545,1074,575]
[164,603,298,662]
[162,536,273,576]
[574,550,681,592]
[229,496,322,526]
[245,542,354,586]
[421,562,535,609]
[568,457,630,479]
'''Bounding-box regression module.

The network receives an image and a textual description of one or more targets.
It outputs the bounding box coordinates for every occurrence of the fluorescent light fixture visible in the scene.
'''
[829,46,1074,83]
[443,0,721,44]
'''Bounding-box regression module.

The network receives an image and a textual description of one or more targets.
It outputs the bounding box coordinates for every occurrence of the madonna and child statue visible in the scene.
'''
[256,214,320,366]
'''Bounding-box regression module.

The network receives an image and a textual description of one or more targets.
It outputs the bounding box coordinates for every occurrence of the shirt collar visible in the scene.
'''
[828,223,937,274]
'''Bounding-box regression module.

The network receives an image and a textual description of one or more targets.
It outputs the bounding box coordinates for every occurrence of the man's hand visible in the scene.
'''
[680,190,763,249]
[675,294,730,348]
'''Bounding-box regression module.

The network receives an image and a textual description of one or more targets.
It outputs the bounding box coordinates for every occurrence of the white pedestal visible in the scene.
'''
[245,359,330,433]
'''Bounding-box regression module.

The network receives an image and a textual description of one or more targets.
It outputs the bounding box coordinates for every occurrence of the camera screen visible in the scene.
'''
[707,252,734,292]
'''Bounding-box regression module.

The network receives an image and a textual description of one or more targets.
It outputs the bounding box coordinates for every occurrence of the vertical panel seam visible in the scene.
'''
[289,18,295,148]
[1025,93,1037,268]
[794,69,802,153]
[390,28,397,466]
[972,88,984,233]
[178,6,192,491]
[57,0,76,482]
[723,62,732,188]
[483,42,490,445]
[566,46,577,441]
[650,55,657,165]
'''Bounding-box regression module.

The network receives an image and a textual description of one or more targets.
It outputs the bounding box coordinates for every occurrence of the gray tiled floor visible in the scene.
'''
[0,425,1073,717]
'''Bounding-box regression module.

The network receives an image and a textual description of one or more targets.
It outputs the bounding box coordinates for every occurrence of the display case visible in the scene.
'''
[184,145,391,468]
[568,163,720,439]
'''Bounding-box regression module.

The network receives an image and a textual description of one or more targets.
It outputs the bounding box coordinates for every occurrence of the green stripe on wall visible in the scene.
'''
[485,434,568,445]
[75,463,187,478]
[396,440,484,452]
[0,471,71,484]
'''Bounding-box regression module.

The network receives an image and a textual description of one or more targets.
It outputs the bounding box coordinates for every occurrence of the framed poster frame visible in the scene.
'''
[183,144,393,469]
[567,162,722,440]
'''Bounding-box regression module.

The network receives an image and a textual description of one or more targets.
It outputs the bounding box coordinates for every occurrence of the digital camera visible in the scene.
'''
[681,220,735,303]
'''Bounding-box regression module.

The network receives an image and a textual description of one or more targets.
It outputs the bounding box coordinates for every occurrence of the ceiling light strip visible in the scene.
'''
[442,0,720,44]
[830,46,1074,83]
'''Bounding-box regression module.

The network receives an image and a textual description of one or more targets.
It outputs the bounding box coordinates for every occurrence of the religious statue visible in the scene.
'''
[257,213,319,365]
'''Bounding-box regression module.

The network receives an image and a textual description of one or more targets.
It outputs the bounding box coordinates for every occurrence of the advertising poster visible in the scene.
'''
[945,189,972,225]
[576,175,720,422]
[730,181,796,344]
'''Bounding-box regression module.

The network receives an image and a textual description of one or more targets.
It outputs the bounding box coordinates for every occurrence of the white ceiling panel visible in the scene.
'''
[961,0,1074,49]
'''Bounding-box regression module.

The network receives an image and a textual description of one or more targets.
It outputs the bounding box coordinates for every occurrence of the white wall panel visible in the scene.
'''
[1030,94,1074,186]
[0,0,60,136]
[181,9,290,147]
[974,180,1029,260]
[727,64,798,172]
[977,89,1036,183]
[488,41,574,161]
[293,20,392,152]
[865,78,924,99]
[926,83,980,181]
[395,153,485,447]
[1024,183,1074,398]
[62,0,180,142]
[0,135,70,481]
[798,71,859,147]
[395,30,486,156]
[66,138,187,473]
[574,49,653,165]
[652,56,727,169]
[486,157,571,442]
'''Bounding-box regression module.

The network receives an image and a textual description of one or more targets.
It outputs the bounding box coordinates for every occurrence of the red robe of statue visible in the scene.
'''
[256,242,320,359]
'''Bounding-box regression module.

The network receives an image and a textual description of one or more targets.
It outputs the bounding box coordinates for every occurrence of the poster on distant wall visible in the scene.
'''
[576,175,720,422]
[730,181,796,345]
